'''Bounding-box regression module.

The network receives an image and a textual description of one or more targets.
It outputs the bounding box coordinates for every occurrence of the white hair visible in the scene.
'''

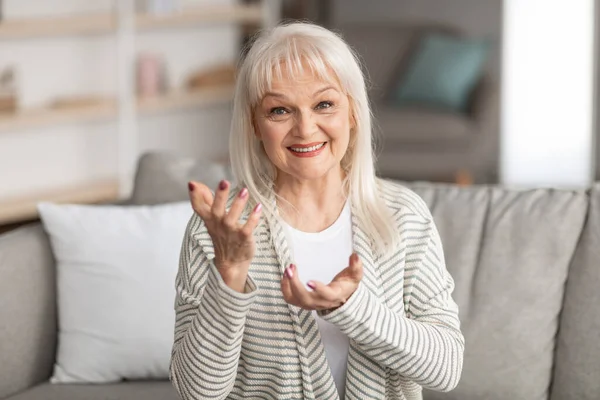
[229,21,398,256]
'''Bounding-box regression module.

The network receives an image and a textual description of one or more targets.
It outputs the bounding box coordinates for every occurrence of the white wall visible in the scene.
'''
[501,0,595,188]
[0,0,238,198]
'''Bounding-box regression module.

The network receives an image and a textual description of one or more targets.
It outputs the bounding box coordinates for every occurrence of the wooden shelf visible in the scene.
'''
[0,99,117,132]
[0,85,234,132]
[136,4,263,31]
[0,4,263,40]
[0,179,120,225]
[0,13,115,40]
[138,85,234,114]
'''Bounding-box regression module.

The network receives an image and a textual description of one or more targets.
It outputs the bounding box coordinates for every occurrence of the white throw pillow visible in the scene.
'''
[37,201,193,383]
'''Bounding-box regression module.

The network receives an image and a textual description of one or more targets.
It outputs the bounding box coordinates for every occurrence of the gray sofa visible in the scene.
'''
[337,23,499,184]
[1,152,599,400]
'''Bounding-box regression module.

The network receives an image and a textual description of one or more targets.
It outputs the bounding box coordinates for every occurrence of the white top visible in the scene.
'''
[280,201,353,398]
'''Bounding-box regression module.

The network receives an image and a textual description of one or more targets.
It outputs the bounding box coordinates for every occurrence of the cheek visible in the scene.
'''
[324,113,351,142]
[259,122,284,148]
[256,121,291,163]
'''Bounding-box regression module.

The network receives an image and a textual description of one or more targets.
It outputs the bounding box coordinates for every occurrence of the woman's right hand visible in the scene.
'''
[188,180,262,293]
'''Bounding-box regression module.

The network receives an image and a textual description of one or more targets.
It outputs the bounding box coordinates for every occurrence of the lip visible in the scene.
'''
[287,142,327,158]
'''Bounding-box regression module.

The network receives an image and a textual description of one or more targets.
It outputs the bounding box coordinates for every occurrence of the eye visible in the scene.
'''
[316,101,333,110]
[269,107,288,116]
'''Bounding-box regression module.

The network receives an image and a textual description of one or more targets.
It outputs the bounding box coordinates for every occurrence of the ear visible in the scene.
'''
[350,113,357,130]
[347,96,357,130]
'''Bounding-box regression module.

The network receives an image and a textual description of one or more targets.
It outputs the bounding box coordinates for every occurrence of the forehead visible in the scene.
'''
[268,66,341,92]
[253,58,344,104]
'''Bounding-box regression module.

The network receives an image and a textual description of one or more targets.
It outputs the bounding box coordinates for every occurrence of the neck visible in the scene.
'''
[275,167,348,232]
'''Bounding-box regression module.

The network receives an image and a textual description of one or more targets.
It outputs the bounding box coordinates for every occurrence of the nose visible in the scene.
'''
[293,110,318,139]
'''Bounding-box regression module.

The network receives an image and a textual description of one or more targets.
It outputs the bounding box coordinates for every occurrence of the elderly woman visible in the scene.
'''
[170,21,464,400]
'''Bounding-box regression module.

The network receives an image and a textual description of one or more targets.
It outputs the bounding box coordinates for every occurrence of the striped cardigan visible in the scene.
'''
[169,179,464,400]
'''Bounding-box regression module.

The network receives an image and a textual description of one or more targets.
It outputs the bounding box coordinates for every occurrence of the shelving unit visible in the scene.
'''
[0,0,280,226]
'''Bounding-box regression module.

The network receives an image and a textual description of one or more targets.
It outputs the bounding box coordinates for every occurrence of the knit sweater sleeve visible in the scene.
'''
[169,214,259,400]
[318,215,464,392]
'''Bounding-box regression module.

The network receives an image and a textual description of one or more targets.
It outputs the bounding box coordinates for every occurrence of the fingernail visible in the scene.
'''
[239,188,248,198]
[285,266,294,279]
[307,281,316,290]
[253,203,262,213]
[188,182,194,192]
[219,180,228,190]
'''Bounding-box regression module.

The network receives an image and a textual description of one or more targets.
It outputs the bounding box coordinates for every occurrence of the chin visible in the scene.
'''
[287,163,340,182]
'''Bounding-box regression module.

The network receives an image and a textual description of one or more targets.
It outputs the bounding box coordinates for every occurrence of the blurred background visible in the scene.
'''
[0,0,596,232]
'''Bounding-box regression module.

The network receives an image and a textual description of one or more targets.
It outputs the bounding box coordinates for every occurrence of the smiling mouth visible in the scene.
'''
[288,142,327,153]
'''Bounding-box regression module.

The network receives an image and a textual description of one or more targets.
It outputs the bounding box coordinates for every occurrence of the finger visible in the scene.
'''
[241,203,263,236]
[348,253,364,281]
[329,253,363,286]
[331,262,353,283]
[280,266,294,304]
[224,188,250,227]
[286,264,314,308]
[306,280,340,303]
[188,181,213,219]
[211,180,230,218]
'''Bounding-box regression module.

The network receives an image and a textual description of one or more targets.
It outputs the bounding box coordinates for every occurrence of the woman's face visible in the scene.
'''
[254,66,354,185]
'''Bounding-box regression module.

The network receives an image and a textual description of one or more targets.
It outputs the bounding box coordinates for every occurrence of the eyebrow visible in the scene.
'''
[263,85,338,99]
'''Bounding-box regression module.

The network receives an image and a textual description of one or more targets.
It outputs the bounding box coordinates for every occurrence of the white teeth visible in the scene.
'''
[290,142,325,153]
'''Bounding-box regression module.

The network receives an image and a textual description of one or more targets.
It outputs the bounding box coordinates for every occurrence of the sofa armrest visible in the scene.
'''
[0,223,57,399]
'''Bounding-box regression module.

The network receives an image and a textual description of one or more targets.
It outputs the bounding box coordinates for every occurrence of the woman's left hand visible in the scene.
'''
[281,253,364,311]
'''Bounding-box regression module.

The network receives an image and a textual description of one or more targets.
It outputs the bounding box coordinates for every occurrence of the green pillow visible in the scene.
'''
[392,33,490,112]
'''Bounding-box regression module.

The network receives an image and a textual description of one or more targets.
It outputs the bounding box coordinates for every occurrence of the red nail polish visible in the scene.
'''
[188,182,194,192]
[307,281,316,290]
[286,267,294,279]
[253,203,262,213]
[239,188,248,198]
[219,180,228,190]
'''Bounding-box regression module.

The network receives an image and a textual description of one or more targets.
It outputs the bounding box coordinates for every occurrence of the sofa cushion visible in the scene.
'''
[4,381,178,400]
[130,152,233,205]
[551,183,600,400]
[130,152,234,205]
[0,224,57,399]
[391,33,490,112]
[404,182,587,400]
[37,202,192,383]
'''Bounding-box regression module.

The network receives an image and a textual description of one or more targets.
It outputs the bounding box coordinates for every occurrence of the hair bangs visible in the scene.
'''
[247,35,341,108]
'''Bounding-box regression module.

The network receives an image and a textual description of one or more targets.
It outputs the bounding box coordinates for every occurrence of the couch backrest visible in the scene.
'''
[0,224,57,398]
[129,153,594,399]
[404,183,588,400]
[550,184,600,400]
